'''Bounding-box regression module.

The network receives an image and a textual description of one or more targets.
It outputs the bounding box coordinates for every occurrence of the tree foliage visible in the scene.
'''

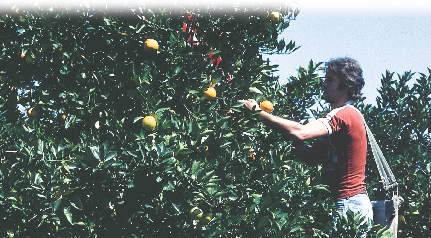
[0,2,429,238]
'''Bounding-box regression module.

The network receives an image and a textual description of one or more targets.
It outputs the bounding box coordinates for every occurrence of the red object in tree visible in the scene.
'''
[213,56,222,68]
[208,49,215,58]
[187,33,199,46]
[208,48,222,67]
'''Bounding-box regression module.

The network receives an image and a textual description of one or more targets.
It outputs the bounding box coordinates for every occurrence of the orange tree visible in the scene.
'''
[2,2,429,238]
[0,3,330,237]
[358,70,431,237]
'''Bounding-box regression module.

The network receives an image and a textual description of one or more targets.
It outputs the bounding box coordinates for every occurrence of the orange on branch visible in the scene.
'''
[204,87,216,100]
[61,113,67,121]
[268,11,281,22]
[144,39,159,53]
[27,107,40,118]
[142,115,157,131]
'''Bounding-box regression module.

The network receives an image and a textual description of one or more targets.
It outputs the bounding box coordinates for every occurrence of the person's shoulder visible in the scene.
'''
[342,105,363,116]
[337,105,364,122]
[327,105,363,120]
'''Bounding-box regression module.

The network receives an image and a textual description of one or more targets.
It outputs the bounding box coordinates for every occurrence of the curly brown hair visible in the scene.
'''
[324,57,365,100]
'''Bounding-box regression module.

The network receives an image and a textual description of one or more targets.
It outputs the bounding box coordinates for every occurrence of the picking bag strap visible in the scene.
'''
[364,123,398,191]
[344,104,398,191]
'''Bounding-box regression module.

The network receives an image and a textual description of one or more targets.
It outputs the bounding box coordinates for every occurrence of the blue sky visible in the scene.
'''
[268,0,431,105]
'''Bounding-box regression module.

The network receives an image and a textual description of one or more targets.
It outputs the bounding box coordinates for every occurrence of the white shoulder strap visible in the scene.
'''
[346,105,398,191]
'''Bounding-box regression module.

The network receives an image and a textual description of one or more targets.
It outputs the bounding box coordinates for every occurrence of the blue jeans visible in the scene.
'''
[333,193,373,236]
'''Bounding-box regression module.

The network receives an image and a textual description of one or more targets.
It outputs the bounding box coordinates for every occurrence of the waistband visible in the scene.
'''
[336,189,368,201]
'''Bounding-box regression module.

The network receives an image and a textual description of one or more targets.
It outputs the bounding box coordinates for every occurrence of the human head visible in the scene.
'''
[324,57,365,100]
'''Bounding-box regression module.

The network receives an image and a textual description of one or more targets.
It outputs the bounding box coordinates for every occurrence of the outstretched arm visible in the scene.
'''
[238,99,329,141]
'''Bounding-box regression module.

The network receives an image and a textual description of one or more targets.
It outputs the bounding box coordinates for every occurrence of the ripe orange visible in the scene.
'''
[268,11,281,22]
[142,115,157,131]
[27,107,40,118]
[204,87,216,100]
[260,100,273,113]
[144,39,159,53]
[61,113,67,121]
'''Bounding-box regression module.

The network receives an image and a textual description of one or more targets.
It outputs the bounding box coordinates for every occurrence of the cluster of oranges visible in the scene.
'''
[26,35,275,135]
[90,10,277,129]
[137,11,278,131]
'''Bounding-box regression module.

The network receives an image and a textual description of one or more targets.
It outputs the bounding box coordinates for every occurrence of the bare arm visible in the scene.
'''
[239,99,329,141]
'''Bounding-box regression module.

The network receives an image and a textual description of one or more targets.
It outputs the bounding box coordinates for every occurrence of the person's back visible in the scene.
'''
[318,104,368,200]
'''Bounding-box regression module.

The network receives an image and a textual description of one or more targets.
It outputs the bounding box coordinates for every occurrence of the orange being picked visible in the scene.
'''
[144,39,159,53]
[142,115,157,131]
[203,87,216,100]
[260,100,273,113]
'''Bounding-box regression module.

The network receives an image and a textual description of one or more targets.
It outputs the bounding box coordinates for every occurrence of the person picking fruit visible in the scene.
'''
[239,57,372,236]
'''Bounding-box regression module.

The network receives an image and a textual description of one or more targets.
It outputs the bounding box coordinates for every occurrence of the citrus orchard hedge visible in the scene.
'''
[0,3,430,237]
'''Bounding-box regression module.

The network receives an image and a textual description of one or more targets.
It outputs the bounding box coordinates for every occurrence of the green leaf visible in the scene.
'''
[105,151,117,161]
[312,185,331,194]
[52,200,61,212]
[277,178,290,193]
[133,66,140,85]
[174,66,182,74]
[223,132,234,138]
[161,157,176,164]
[208,49,221,55]
[177,148,194,155]
[63,207,73,224]
[89,146,100,160]
[70,195,83,210]
[126,150,138,157]
[22,124,34,133]
[191,161,201,174]
[201,130,214,135]
[258,216,270,228]
[134,116,144,123]
[172,203,181,214]
[213,191,227,198]
[163,180,175,191]
[249,87,263,94]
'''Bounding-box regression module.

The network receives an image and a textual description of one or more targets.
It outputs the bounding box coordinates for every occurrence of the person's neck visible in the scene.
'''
[330,98,352,109]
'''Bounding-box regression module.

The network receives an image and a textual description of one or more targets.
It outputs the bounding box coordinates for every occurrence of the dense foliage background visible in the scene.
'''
[1,2,430,237]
